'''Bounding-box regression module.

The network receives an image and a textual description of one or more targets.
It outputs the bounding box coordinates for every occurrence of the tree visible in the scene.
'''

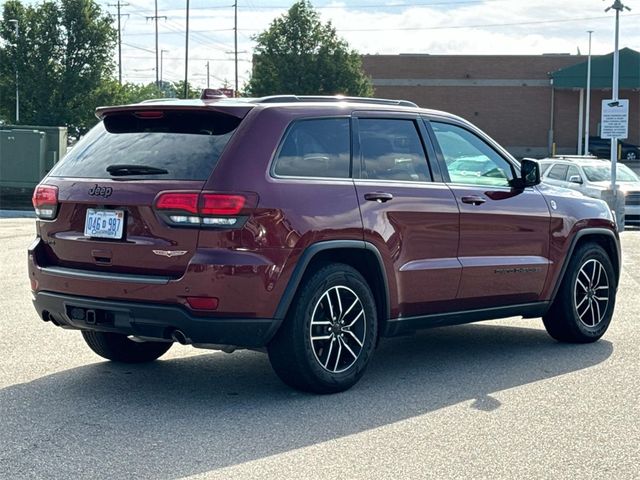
[246,1,372,97]
[0,0,116,134]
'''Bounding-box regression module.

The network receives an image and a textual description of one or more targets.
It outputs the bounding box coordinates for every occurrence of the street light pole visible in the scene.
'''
[8,19,19,124]
[584,31,593,156]
[604,0,630,229]
[605,0,630,189]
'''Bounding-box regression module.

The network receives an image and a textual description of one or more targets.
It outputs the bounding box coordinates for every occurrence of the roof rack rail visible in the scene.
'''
[251,95,418,108]
[139,98,184,104]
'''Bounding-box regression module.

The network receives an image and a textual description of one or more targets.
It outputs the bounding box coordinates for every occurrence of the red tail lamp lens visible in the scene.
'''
[32,185,59,219]
[186,296,219,310]
[200,194,245,215]
[155,193,199,214]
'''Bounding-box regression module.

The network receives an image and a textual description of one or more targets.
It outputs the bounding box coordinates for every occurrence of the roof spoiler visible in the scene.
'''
[95,102,253,120]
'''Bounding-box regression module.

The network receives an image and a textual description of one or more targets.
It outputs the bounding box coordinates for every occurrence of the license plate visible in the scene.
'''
[84,209,125,239]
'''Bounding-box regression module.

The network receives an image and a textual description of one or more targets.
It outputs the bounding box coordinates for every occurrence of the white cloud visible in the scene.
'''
[104,0,640,88]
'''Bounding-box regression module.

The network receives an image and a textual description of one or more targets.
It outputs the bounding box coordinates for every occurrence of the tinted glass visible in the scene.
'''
[566,165,581,181]
[273,118,350,178]
[49,111,241,180]
[359,119,430,182]
[547,164,569,180]
[431,122,514,187]
[539,162,552,175]
[583,164,639,182]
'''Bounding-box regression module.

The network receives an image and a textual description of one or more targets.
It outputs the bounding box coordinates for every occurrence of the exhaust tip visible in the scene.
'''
[171,329,190,345]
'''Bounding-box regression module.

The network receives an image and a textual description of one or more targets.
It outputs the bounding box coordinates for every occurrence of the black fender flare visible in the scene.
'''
[266,240,391,341]
[549,227,621,303]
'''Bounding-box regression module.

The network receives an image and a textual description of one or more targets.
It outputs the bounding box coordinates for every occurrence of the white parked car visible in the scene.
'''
[539,157,640,225]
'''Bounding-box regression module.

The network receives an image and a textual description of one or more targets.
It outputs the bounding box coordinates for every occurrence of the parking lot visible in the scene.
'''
[1,216,639,479]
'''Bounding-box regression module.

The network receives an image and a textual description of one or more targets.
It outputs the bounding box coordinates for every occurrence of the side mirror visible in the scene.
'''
[568,175,583,184]
[512,159,541,190]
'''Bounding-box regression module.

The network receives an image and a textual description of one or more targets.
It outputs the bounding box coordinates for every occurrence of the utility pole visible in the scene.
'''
[206,61,210,88]
[8,19,19,123]
[160,49,169,85]
[147,1,167,86]
[234,0,238,96]
[108,1,129,84]
[184,0,190,98]
[584,31,593,156]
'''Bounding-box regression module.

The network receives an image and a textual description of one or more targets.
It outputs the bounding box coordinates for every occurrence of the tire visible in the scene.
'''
[268,263,378,394]
[543,243,616,343]
[81,331,172,363]
[625,150,637,161]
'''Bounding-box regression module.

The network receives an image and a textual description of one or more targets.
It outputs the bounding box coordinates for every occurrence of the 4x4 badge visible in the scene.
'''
[152,250,188,258]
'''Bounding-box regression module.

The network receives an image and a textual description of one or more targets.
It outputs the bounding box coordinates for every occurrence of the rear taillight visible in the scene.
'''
[154,191,253,228]
[32,185,59,219]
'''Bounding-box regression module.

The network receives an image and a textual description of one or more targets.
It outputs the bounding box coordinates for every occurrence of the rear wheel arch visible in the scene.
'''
[273,241,391,335]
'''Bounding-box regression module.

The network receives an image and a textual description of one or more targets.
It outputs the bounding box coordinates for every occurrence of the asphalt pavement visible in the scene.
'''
[1,217,638,479]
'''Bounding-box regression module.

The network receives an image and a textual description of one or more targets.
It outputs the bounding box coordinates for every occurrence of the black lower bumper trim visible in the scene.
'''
[33,291,279,348]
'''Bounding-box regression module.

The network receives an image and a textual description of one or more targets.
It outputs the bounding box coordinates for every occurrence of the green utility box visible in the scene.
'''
[0,125,67,191]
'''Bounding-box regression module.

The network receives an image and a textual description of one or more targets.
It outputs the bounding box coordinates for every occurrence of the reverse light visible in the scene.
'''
[32,185,59,219]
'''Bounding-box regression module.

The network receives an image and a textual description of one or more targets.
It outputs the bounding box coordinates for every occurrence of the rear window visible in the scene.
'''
[273,118,351,178]
[49,110,241,180]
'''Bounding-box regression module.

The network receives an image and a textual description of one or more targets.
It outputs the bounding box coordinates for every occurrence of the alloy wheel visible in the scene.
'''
[574,259,610,328]
[309,286,366,373]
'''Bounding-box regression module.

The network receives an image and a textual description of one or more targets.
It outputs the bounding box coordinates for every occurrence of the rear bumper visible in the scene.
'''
[33,291,280,348]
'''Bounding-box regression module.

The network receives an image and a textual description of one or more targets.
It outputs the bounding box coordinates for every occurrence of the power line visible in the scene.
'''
[122,41,155,53]
[324,12,640,32]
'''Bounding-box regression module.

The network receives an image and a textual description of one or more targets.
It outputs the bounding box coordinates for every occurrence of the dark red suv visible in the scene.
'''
[29,95,621,393]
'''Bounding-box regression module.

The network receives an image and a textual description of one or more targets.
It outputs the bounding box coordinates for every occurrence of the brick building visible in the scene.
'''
[362,49,640,158]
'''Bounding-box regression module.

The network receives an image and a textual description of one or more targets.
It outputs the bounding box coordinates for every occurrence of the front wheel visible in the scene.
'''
[543,243,616,343]
[268,263,377,394]
[82,331,172,363]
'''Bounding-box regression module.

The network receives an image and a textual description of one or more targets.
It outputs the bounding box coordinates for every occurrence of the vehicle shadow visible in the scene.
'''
[0,322,612,479]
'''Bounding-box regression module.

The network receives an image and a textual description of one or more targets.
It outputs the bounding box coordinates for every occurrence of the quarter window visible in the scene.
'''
[431,122,514,187]
[273,118,350,178]
[547,164,569,181]
[359,119,431,182]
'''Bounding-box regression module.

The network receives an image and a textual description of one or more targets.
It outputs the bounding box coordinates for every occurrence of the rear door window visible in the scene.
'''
[49,110,242,180]
[566,165,582,182]
[273,118,351,178]
[358,118,431,182]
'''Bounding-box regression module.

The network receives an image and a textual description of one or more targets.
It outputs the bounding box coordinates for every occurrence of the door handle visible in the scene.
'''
[364,192,394,203]
[461,195,486,206]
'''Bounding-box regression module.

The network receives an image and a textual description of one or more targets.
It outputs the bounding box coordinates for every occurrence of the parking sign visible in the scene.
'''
[601,99,629,139]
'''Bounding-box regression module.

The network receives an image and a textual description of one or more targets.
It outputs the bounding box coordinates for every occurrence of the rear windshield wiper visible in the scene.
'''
[106,164,169,176]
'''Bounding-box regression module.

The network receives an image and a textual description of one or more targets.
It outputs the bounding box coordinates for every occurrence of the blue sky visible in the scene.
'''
[10,1,640,88]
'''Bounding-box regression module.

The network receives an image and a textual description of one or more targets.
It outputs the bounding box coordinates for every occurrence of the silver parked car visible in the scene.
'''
[539,157,640,225]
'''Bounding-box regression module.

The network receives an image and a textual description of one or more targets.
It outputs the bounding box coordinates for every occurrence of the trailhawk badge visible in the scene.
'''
[152,250,188,258]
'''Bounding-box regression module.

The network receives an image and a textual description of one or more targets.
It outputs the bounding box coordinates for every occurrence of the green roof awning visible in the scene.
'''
[550,47,640,89]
